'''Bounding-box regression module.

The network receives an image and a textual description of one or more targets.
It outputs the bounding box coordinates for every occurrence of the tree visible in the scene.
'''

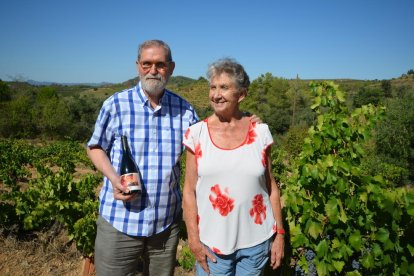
[353,86,383,107]
[241,73,291,134]
[0,79,11,101]
[0,96,35,138]
[375,95,414,185]
[381,80,392,98]
[32,87,71,138]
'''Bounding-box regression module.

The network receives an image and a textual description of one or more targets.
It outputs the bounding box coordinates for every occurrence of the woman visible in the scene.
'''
[183,58,285,275]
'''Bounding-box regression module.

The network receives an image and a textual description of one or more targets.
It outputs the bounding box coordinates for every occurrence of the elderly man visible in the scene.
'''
[87,40,198,276]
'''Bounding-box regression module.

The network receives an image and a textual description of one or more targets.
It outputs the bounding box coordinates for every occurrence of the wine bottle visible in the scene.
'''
[120,135,142,194]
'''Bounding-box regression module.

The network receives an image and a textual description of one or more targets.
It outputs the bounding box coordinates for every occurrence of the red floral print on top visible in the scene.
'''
[212,247,223,255]
[249,194,267,224]
[195,143,202,160]
[246,122,257,144]
[209,184,235,216]
[261,148,267,167]
[184,128,190,140]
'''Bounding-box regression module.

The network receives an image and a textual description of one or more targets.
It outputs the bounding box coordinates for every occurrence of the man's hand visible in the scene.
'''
[270,234,285,269]
[244,112,263,124]
[112,177,139,201]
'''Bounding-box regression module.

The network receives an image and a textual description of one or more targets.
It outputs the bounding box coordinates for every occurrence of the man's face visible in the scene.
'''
[136,46,175,97]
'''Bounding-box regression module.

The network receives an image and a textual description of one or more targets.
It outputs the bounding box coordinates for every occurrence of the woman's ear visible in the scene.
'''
[238,88,247,103]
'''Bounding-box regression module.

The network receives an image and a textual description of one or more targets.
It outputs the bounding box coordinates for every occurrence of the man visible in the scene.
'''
[87,40,198,275]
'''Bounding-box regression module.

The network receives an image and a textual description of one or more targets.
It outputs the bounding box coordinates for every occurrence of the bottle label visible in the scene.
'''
[120,173,141,192]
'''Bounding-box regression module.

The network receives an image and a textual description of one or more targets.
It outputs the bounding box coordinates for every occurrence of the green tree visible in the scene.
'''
[241,73,291,134]
[0,96,35,138]
[0,79,11,101]
[353,86,384,107]
[381,80,392,98]
[375,94,414,185]
[32,87,71,138]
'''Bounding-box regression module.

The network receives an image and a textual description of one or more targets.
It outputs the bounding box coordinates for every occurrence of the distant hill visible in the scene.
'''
[4,73,413,115]
[26,79,113,87]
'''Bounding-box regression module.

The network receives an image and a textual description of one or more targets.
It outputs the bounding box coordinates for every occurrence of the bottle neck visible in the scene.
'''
[121,135,130,154]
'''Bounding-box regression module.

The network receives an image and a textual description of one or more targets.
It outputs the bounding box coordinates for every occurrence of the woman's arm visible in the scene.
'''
[265,146,285,269]
[182,149,216,274]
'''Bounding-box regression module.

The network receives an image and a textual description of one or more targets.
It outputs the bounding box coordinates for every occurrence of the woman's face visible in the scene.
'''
[209,73,245,115]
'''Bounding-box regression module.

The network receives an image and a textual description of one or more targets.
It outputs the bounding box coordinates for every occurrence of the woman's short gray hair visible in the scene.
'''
[206,58,250,90]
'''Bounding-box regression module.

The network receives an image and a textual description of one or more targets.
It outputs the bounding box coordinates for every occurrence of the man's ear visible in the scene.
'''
[135,60,140,72]
[168,61,176,75]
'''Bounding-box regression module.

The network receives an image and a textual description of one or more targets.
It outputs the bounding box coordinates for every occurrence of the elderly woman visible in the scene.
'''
[182,58,285,275]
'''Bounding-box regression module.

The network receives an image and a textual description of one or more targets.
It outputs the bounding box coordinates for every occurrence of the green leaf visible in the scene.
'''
[316,239,328,259]
[371,243,383,258]
[346,272,362,276]
[325,198,339,224]
[336,90,345,102]
[337,199,348,223]
[408,262,414,274]
[375,228,389,243]
[315,260,328,276]
[307,220,323,239]
[332,260,345,272]
[311,96,321,110]
[407,244,414,256]
[361,252,374,269]
[407,204,414,217]
[317,115,324,130]
[349,230,362,251]
[359,192,368,203]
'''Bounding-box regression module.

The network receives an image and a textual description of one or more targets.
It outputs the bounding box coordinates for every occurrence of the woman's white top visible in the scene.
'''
[183,119,276,255]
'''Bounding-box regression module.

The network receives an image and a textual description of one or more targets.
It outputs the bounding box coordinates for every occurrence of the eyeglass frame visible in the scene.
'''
[138,60,172,71]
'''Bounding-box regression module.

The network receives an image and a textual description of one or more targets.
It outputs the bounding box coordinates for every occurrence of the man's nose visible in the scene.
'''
[149,64,158,74]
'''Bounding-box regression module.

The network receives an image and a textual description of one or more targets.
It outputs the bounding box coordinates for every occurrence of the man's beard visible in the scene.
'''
[140,73,169,97]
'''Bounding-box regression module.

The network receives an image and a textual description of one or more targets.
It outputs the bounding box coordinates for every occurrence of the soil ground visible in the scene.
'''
[0,228,195,276]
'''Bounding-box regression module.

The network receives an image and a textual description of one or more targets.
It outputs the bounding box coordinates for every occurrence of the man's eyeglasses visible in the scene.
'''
[139,61,170,71]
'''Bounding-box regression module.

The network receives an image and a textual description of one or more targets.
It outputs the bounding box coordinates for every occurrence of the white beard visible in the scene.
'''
[140,73,169,97]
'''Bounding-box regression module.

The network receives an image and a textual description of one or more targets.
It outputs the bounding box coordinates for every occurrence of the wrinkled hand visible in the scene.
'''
[270,234,284,269]
[189,241,216,274]
[112,176,138,202]
[249,114,263,124]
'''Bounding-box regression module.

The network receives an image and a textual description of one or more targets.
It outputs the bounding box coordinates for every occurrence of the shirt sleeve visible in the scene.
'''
[261,124,274,149]
[87,96,117,151]
[183,125,196,153]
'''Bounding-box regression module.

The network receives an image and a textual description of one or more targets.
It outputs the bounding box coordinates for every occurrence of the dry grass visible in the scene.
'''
[0,227,196,276]
[0,228,83,276]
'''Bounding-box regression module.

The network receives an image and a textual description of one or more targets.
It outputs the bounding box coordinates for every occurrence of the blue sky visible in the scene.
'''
[1,0,413,83]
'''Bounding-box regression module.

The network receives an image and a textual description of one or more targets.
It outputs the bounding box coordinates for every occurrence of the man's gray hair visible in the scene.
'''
[137,40,173,62]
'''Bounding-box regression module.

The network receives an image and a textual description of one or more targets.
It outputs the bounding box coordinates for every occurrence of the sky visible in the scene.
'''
[0,0,413,84]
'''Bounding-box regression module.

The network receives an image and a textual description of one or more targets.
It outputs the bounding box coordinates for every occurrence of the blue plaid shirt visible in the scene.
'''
[88,82,199,236]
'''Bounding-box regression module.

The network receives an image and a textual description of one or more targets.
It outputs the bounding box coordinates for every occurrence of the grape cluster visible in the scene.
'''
[294,249,317,276]
[352,259,361,270]
[294,264,306,276]
[305,249,315,261]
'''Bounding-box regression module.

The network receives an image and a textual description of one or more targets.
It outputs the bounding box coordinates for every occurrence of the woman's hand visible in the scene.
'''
[189,240,216,274]
[270,234,285,269]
